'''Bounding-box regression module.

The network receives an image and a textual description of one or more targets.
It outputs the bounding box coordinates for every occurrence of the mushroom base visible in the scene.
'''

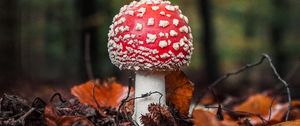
[133,71,166,125]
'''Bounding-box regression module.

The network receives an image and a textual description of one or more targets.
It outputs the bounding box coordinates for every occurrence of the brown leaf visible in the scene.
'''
[271,120,300,126]
[232,95,300,125]
[265,100,300,125]
[44,104,94,126]
[192,108,239,126]
[71,80,131,109]
[166,71,194,115]
[193,109,220,126]
[234,94,273,115]
[44,104,59,126]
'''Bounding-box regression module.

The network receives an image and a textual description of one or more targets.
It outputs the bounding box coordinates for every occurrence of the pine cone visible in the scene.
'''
[140,103,176,126]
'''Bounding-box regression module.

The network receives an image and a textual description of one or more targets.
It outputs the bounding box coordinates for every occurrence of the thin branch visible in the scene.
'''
[117,71,135,125]
[268,96,277,122]
[122,91,163,109]
[16,107,36,125]
[262,53,292,121]
[116,90,163,126]
[49,93,66,103]
[209,89,223,120]
[92,80,106,117]
[193,53,292,121]
[208,55,265,89]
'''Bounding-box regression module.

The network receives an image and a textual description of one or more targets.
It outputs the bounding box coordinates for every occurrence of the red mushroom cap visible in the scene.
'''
[108,0,193,71]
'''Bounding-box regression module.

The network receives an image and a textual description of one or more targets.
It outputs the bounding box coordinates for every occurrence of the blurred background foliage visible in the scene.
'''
[0,0,299,97]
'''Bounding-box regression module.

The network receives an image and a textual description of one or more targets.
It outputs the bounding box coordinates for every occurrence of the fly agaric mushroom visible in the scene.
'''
[107,0,193,124]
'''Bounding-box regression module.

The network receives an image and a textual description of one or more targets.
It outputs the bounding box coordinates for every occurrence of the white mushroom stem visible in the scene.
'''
[134,71,166,125]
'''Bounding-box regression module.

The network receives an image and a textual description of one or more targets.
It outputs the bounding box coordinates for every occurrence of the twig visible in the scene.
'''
[208,89,224,120]
[268,96,277,122]
[49,93,66,103]
[262,54,292,121]
[92,80,106,117]
[85,33,94,80]
[119,91,163,126]
[193,53,292,121]
[32,97,46,108]
[117,71,134,125]
[139,91,163,105]
[16,107,36,125]
[208,55,265,89]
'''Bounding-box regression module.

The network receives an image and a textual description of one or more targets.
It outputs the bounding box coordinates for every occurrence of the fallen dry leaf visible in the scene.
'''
[44,104,94,126]
[71,80,130,109]
[166,71,194,115]
[272,119,300,126]
[193,108,221,126]
[232,94,300,125]
[234,94,273,116]
[192,108,239,126]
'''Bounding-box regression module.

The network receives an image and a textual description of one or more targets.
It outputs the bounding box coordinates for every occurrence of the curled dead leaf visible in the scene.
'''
[166,71,194,115]
[71,80,131,109]
[192,108,239,126]
[232,94,300,125]
[234,94,273,116]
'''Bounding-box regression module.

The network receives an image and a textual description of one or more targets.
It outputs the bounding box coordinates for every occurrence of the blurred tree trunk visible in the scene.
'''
[76,0,121,81]
[0,0,21,86]
[270,0,289,75]
[198,0,220,84]
[76,0,98,81]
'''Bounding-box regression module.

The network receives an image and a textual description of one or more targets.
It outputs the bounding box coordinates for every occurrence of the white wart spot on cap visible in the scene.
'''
[183,16,189,23]
[168,40,171,45]
[146,33,157,43]
[179,26,189,33]
[170,30,178,37]
[151,6,159,11]
[173,19,179,26]
[147,18,155,26]
[173,42,180,50]
[117,17,126,25]
[165,5,175,11]
[159,11,166,15]
[159,32,164,37]
[159,40,168,48]
[137,7,146,17]
[177,52,185,58]
[152,49,159,54]
[135,23,143,30]
[126,10,134,16]
[165,33,169,38]
[174,5,179,10]
[160,53,170,59]
[123,34,131,40]
[159,20,169,27]
[131,34,136,38]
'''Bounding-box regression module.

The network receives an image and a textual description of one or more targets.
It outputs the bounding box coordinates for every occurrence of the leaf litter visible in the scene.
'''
[0,54,299,126]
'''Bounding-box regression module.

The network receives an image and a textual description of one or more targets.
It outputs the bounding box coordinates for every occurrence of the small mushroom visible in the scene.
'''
[107,0,193,124]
